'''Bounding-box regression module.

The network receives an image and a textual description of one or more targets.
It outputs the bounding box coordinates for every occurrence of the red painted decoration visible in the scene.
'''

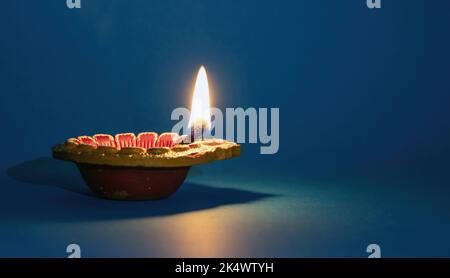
[115,133,136,149]
[137,132,158,149]
[72,132,187,150]
[77,136,97,147]
[94,134,116,147]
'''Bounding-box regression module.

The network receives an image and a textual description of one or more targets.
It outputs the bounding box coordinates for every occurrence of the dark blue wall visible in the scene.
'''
[1,0,450,177]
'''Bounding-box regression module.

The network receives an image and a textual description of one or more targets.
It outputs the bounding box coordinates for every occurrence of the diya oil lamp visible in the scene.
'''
[52,66,240,200]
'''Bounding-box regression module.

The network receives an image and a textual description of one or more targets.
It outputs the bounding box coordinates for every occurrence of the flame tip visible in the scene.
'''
[198,66,207,74]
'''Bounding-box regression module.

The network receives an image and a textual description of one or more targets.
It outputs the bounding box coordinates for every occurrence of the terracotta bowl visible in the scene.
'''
[77,163,190,201]
[52,132,240,201]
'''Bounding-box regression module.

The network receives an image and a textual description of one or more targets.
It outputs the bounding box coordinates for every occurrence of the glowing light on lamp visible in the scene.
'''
[188,66,211,129]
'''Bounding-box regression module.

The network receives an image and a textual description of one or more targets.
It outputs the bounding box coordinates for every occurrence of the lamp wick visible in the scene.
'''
[201,124,204,141]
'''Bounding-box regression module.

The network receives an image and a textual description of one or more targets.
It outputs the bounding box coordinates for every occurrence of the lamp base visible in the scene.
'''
[77,163,190,200]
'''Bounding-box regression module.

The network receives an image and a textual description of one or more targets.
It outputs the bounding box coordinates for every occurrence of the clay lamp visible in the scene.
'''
[52,67,240,200]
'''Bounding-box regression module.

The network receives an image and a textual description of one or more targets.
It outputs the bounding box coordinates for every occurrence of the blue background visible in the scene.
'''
[1,0,450,257]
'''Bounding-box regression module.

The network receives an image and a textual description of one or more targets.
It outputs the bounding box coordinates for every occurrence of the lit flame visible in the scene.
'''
[188,66,211,128]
